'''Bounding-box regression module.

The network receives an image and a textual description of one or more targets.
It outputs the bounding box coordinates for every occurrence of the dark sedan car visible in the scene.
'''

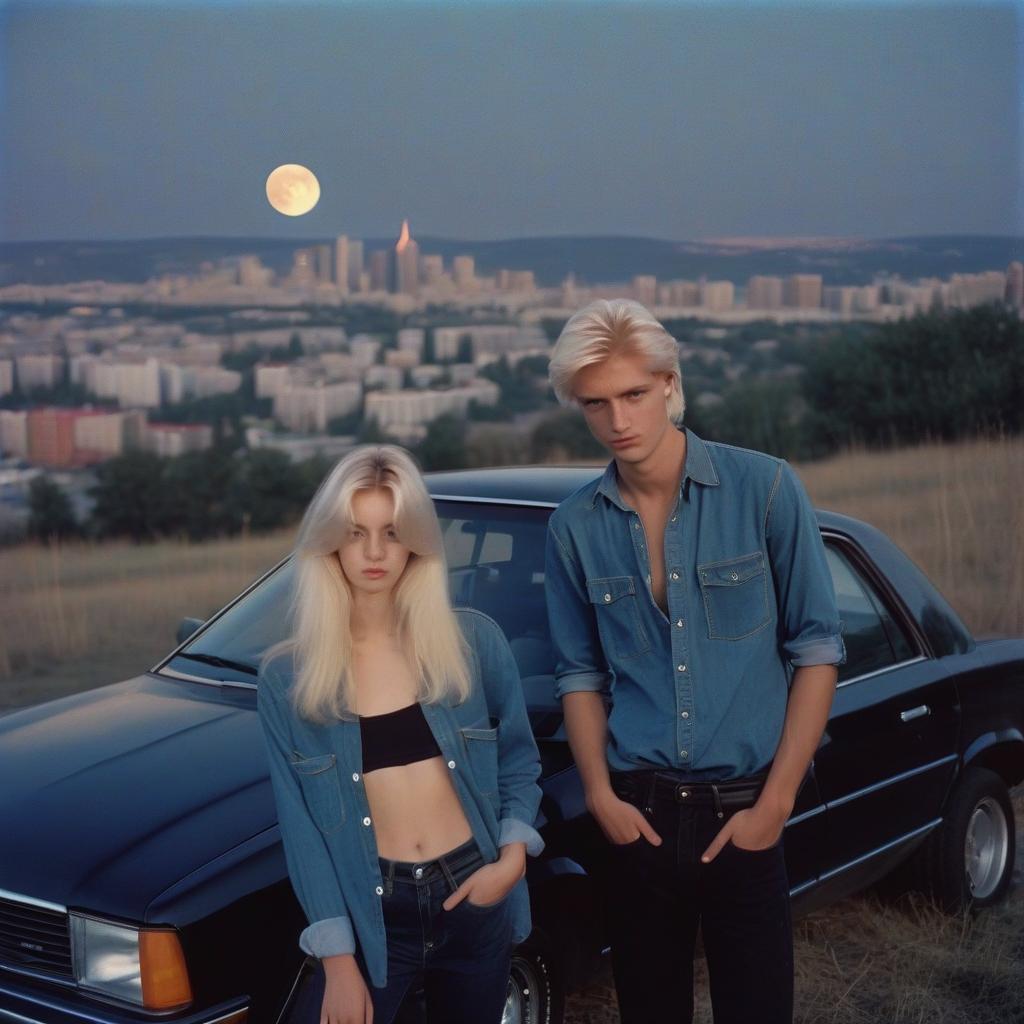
[1,467,1021,1024]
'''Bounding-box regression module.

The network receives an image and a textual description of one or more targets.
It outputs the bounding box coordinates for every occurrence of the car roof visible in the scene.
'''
[425,464,854,533]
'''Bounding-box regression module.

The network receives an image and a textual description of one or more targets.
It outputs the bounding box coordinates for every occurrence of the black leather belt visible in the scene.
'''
[611,769,768,819]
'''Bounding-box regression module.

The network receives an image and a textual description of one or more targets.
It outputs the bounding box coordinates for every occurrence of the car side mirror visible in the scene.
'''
[176,617,205,645]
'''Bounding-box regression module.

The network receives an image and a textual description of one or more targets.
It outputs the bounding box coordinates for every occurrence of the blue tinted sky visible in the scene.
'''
[1,1,1020,241]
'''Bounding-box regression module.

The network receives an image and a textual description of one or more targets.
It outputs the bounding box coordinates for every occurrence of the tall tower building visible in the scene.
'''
[289,248,316,288]
[348,240,365,291]
[314,244,333,284]
[395,219,420,296]
[369,250,392,292]
[334,236,350,295]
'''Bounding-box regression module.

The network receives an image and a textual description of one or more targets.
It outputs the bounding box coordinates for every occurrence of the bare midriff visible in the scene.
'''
[364,755,473,861]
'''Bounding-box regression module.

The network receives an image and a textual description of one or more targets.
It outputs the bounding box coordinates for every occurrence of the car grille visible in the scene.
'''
[0,893,73,980]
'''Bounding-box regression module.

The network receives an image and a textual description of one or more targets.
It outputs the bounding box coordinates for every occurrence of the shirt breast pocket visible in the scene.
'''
[586,575,651,661]
[697,551,771,641]
[460,720,500,804]
[289,751,345,834]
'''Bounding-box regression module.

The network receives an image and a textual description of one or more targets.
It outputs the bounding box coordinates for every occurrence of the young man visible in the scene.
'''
[544,299,844,1024]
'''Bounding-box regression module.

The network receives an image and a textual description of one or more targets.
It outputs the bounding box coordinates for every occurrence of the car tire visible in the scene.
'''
[504,934,565,1024]
[922,766,1016,912]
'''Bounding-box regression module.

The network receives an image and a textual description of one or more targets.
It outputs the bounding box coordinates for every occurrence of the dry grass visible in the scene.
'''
[796,436,1024,639]
[0,529,295,711]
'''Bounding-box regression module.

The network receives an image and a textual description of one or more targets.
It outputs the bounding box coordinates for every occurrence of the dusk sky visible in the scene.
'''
[1,1,1020,243]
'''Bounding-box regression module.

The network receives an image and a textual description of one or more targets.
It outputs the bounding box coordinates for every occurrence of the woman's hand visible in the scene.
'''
[441,842,526,911]
[320,954,373,1024]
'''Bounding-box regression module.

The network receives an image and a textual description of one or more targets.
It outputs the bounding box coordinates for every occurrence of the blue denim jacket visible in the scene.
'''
[256,608,544,989]
[545,428,845,779]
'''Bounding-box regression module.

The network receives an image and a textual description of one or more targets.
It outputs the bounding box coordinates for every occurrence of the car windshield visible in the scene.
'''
[159,500,558,716]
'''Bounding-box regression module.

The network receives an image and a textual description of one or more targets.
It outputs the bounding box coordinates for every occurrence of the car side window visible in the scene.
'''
[825,544,915,683]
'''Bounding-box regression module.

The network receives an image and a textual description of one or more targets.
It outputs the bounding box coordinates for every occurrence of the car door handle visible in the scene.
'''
[900,704,931,723]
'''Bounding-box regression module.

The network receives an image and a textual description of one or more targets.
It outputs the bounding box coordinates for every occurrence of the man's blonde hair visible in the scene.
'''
[548,298,685,423]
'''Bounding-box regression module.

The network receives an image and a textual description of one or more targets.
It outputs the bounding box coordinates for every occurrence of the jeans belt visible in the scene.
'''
[615,770,767,819]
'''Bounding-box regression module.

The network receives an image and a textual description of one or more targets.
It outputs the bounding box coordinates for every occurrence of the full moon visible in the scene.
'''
[265,164,321,217]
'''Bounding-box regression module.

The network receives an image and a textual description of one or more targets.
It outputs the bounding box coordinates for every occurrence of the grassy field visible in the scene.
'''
[1,436,1022,1022]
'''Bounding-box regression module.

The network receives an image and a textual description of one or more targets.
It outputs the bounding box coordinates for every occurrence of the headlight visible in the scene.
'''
[69,913,192,1010]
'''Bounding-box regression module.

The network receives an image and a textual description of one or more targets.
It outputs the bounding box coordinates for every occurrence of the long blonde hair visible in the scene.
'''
[264,445,471,723]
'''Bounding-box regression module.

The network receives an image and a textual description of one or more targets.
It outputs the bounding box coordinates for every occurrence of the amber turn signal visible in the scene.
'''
[139,929,193,1010]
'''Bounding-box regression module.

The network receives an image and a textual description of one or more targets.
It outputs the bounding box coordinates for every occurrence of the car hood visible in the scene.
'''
[0,673,275,922]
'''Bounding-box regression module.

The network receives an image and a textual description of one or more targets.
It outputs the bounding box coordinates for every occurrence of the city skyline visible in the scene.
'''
[2,2,1019,243]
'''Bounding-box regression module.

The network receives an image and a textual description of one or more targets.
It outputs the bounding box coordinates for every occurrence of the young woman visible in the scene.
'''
[257,444,543,1024]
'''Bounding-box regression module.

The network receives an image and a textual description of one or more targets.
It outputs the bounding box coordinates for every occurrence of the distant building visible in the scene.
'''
[116,358,161,408]
[16,353,63,391]
[274,380,363,433]
[0,360,13,397]
[238,255,272,290]
[191,366,242,398]
[314,244,333,284]
[333,236,350,295]
[700,280,734,312]
[947,271,1007,310]
[254,364,291,400]
[397,328,425,359]
[350,336,381,368]
[658,280,701,306]
[347,240,365,291]
[146,422,214,457]
[453,255,476,293]
[369,250,391,292]
[395,220,420,296]
[746,275,784,310]
[633,275,657,307]
[1007,262,1024,307]
[27,408,82,468]
[0,410,28,458]
[74,409,145,462]
[421,254,445,286]
[364,365,404,391]
[289,248,316,288]
[784,275,823,309]
[364,380,499,433]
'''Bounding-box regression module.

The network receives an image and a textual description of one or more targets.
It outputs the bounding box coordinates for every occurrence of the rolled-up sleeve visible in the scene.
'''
[545,519,611,699]
[476,616,545,856]
[765,462,846,668]
[257,665,356,959]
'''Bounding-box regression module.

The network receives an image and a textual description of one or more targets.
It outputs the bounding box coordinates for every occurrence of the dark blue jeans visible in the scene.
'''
[606,771,794,1024]
[303,838,513,1024]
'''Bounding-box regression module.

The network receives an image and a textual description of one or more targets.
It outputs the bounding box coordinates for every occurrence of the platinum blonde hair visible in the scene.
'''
[265,444,470,723]
[548,299,685,423]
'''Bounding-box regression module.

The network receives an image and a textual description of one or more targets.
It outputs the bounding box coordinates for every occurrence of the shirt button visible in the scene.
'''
[681,750,689,758]
[731,571,739,581]
[633,522,640,530]
[671,516,677,522]
[352,772,360,781]
[375,886,384,896]
[604,593,611,602]
[362,816,372,827]
[676,619,684,628]
[447,760,456,769]
[671,572,680,580]
[681,711,689,719]
[677,664,686,673]
[414,867,424,879]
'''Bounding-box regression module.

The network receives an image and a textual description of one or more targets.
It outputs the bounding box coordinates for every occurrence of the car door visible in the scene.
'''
[812,536,959,877]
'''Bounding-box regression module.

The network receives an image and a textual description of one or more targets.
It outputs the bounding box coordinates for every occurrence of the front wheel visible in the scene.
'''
[502,937,565,1024]
[922,766,1016,912]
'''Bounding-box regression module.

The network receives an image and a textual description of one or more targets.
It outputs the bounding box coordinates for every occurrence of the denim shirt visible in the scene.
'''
[545,428,845,779]
[256,608,544,989]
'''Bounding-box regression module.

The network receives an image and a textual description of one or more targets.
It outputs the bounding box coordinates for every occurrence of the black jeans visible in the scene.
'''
[303,838,513,1024]
[606,771,793,1024]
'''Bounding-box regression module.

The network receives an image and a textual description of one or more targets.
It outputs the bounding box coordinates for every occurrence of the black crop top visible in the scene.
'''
[359,702,442,774]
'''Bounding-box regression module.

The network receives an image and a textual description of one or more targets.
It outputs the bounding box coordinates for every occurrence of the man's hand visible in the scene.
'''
[321,953,373,1024]
[588,786,662,847]
[442,843,526,911]
[700,794,791,863]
